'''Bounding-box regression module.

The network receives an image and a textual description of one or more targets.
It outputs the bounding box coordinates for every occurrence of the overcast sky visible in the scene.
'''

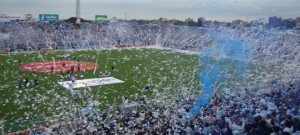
[0,0,299,22]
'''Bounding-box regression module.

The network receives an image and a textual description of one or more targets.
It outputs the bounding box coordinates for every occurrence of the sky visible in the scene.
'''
[0,0,299,22]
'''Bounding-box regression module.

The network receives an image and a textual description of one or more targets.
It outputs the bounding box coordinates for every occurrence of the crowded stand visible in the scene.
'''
[1,21,300,135]
[1,22,299,64]
[8,80,300,135]
[0,22,206,51]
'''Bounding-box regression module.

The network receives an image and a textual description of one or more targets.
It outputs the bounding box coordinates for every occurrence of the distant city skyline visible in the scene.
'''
[0,0,299,22]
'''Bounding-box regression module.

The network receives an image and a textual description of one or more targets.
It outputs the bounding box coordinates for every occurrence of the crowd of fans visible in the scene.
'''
[1,21,299,63]
[8,80,300,135]
[0,22,206,51]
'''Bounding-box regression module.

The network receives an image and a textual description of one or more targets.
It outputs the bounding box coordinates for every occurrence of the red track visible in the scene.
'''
[19,60,98,73]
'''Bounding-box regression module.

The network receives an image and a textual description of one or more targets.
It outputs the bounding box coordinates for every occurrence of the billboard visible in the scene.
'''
[95,15,108,21]
[39,14,59,22]
[0,15,21,22]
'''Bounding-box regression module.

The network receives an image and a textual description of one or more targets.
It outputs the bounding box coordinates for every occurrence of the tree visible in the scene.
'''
[174,20,185,26]
[187,20,197,27]
[197,17,205,27]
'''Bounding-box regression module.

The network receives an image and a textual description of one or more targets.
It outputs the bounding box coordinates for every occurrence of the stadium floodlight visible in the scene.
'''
[76,0,81,24]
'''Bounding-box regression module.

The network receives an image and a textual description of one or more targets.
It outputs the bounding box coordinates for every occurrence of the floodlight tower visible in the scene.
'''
[76,0,81,25]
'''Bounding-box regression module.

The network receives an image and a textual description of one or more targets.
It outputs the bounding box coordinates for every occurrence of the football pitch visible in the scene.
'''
[0,48,201,132]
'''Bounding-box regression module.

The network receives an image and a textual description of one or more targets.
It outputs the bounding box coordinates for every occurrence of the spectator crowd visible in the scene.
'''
[8,81,300,135]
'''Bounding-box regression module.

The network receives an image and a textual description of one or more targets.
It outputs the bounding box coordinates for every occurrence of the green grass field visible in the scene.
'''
[0,48,201,132]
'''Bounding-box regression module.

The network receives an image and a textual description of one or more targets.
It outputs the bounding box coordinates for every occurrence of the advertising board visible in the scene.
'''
[95,15,108,21]
[0,15,21,22]
[39,14,59,21]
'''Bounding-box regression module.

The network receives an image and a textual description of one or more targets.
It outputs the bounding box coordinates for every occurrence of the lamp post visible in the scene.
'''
[76,0,81,25]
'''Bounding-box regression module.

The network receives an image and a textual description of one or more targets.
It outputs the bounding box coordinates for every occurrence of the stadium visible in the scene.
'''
[1,1,300,135]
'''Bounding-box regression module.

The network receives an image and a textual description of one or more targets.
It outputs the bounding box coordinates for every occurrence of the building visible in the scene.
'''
[282,18,296,29]
[158,18,168,23]
[110,17,118,23]
[197,17,205,27]
[268,16,282,28]
[296,17,300,29]
[296,17,300,24]
[232,19,243,28]
[185,18,193,23]
[154,18,170,24]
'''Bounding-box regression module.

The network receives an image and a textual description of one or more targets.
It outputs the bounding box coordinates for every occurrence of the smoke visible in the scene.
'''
[190,32,248,115]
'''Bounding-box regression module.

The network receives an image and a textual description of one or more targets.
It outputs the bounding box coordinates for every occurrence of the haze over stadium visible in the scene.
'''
[0,0,299,21]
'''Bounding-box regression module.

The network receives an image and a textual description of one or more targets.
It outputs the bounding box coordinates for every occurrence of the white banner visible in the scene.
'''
[58,77,124,89]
